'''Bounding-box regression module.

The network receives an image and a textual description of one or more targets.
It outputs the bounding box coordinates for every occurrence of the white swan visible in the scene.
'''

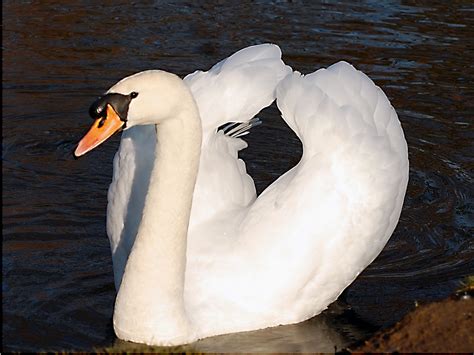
[74,44,409,346]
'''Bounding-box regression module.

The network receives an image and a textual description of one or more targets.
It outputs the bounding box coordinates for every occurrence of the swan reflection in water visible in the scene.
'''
[112,301,371,352]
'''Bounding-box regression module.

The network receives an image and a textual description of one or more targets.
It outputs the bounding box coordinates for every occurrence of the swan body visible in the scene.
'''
[76,44,409,346]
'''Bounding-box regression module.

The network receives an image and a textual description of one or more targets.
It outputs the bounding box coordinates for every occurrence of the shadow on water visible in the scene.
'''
[3,1,473,352]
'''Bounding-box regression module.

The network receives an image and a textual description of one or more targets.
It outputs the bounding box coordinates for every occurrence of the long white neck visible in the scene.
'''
[113,95,202,345]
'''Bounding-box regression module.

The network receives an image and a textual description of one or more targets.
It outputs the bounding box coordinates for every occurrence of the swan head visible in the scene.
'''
[74,70,192,157]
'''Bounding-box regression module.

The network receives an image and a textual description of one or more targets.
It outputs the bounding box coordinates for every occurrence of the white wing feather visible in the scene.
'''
[185,44,291,139]
[184,62,409,334]
[185,44,291,226]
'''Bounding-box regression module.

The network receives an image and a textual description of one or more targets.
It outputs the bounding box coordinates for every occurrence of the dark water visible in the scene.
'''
[3,1,473,352]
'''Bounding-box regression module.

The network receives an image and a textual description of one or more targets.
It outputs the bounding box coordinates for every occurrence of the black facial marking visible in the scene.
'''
[89,92,137,122]
[98,117,106,128]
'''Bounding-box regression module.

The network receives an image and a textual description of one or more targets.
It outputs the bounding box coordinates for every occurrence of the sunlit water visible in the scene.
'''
[3,1,473,352]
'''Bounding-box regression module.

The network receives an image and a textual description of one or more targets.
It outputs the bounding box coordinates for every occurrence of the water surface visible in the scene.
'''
[3,1,473,352]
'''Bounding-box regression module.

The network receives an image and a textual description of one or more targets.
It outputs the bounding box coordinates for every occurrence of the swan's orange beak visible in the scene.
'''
[74,104,125,158]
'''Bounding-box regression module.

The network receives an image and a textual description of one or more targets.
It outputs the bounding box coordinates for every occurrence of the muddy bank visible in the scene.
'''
[352,296,474,353]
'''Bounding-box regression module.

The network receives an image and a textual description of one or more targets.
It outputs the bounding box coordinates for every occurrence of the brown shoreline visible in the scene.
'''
[351,295,474,353]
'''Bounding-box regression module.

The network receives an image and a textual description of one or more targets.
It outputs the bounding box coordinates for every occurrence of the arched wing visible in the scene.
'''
[184,44,291,141]
[243,61,409,241]
[184,44,291,227]
[195,62,409,323]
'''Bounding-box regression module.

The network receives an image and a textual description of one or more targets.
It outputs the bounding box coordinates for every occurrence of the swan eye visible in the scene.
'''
[130,92,139,99]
